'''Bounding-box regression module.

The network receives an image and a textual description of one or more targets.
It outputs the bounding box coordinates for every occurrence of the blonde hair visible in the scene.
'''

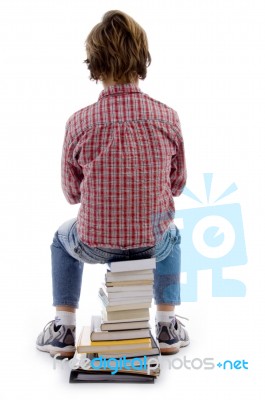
[84,10,151,83]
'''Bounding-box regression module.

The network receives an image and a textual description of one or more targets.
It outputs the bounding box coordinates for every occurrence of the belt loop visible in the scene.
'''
[170,221,175,234]
[169,221,176,242]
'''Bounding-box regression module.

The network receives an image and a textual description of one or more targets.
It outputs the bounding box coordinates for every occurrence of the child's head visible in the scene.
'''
[84,10,151,84]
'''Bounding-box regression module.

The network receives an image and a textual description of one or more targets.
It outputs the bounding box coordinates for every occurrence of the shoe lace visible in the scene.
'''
[42,320,55,333]
[174,314,189,328]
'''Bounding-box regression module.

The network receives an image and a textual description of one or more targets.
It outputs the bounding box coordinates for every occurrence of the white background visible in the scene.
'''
[0,0,264,398]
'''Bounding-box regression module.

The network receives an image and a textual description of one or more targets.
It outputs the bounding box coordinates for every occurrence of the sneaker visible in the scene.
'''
[156,315,190,355]
[36,320,76,359]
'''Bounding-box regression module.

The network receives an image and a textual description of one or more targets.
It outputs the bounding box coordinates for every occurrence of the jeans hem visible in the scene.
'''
[154,301,181,306]
[52,301,79,309]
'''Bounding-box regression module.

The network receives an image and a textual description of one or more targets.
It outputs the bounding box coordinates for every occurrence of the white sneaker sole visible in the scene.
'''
[36,344,75,358]
[159,339,190,355]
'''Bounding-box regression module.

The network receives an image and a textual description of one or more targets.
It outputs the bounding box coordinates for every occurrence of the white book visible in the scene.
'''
[106,269,154,277]
[108,257,156,273]
[101,316,149,324]
[90,315,151,341]
[101,300,152,312]
[102,307,150,322]
[100,320,151,331]
[105,284,153,293]
[98,288,152,306]
[105,272,154,282]
[105,297,153,306]
[108,290,153,299]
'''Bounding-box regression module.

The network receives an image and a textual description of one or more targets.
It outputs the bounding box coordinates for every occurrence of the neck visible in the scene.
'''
[102,78,139,89]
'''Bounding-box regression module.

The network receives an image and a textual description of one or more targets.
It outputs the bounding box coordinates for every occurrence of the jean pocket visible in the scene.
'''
[76,242,109,264]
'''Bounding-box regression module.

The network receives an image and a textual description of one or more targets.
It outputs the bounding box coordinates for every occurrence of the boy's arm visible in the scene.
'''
[61,120,84,205]
[170,118,187,197]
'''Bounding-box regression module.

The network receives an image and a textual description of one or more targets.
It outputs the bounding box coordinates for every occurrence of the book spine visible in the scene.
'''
[105,284,153,293]
[109,258,156,272]
[106,280,153,287]
[104,298,152,305]
[102,308,150,322]
[105,274,153,283]
[105,303,151,312]
[100,322,150,331]
[107,291,153,299]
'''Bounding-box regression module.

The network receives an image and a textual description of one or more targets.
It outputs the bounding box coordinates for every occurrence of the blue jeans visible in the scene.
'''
[51,218,181,308]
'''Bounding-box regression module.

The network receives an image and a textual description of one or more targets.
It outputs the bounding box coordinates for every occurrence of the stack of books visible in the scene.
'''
[70,258,160,383]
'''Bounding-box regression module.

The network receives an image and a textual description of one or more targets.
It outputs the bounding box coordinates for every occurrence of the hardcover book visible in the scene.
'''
[90,315,151,341]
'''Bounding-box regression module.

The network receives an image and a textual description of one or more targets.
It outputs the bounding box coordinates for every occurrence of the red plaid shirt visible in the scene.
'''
[61,83,186,249]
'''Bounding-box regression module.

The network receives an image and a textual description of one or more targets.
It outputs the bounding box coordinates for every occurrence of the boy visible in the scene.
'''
[36,10,189,358]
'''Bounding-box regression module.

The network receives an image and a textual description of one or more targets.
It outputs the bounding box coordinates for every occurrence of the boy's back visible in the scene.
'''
[62,83,186,249]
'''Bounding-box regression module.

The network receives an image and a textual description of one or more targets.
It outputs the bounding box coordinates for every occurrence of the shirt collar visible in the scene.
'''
[98,83,142,101]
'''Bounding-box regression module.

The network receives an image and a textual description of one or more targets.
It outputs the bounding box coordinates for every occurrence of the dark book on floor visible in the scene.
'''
[69,370,155,383]
[69,350,159,383]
